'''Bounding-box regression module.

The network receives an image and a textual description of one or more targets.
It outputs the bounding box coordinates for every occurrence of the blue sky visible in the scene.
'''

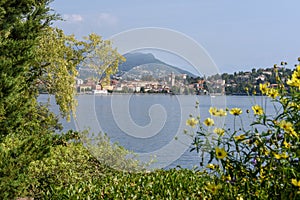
[50,0,300,73]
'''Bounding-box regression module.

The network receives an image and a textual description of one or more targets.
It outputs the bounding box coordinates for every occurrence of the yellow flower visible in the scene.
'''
[288,129,298,138]
[234,134,246,141]
[215,147,227,159]
[267,88,279,99]
[216,108,227,117]
[214,128,225,136]
[209,107,218,116]
[252,105,264,115]
[186,118,198,128]
[280,152,289,159]
[226,175,231,181]
[292,179,300,187]
[273,152,281,159]
[279,120,298,138]
[205,182,222,195]
[287,66,300,89]
[210,107,227,117]
[279,120,293,132]
[203,118,214,126]
[283,140,291,149]
[273,152,288,159]
[230,108,242,116]
[259,83,270,94]
[206,163,216,169]
[287,78,300,89]
[279,120,298,137]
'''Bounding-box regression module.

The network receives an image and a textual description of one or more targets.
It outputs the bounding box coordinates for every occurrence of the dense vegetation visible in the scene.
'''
[0,0,124,198]
[1,1,300,199]
[208,65,293,95]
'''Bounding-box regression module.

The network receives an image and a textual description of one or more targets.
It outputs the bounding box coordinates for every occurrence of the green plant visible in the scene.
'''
[188,59,300,199]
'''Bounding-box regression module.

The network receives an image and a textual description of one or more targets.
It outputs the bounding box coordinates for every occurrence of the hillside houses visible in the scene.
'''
[76,73,205,94]
[75,66,293,95]
[217,66,293,94]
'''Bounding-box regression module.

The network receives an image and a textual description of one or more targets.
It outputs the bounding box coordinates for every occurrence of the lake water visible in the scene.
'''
[40,94,280,170]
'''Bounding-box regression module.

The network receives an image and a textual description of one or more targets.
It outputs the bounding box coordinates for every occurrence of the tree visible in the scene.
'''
[81,33,125,87]
[34,28,125,120]
[1,25,125,136]
[0,1,125,198]
[0,0,57,139]
[33,27,82,121]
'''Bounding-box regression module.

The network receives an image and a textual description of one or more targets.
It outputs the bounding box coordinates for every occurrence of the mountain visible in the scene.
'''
[118,52,196,77]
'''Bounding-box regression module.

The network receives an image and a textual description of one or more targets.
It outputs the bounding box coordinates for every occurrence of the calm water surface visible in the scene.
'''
[40,94,279,169]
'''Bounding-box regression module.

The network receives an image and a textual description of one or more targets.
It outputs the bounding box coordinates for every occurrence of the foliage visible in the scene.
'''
[0,0,56,139]
[32,27,82,121]
[208,65,293,95]
[188,59,300,199]
[0,130,213,199]
[34,28,125,120]
[0,1,124,199]
[82,132,151,172]
[0,129,79,199]
[0,0,125,136]
[25,131,145,198]
[81,33,125,87]
[33,167,212,199]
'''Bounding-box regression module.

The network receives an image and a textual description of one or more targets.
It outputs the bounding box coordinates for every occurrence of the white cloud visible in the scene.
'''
[63,14,84,23]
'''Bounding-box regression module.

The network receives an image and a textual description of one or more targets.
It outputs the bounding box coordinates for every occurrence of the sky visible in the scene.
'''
[50,0,300,74]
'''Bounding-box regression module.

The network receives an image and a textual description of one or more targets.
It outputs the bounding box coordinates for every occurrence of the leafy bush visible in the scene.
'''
[0,129,78,199]
[1,129,212,199]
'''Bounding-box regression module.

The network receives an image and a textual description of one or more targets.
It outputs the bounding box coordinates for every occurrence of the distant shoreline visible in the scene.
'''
[74,92,263,97]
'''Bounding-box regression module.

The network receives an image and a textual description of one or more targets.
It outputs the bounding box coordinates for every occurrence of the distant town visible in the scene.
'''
[76,72,204,95]
[75,64,294,95]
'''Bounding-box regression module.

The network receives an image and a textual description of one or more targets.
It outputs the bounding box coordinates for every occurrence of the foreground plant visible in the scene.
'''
[0,1,125,198]
[189,59,300,199]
